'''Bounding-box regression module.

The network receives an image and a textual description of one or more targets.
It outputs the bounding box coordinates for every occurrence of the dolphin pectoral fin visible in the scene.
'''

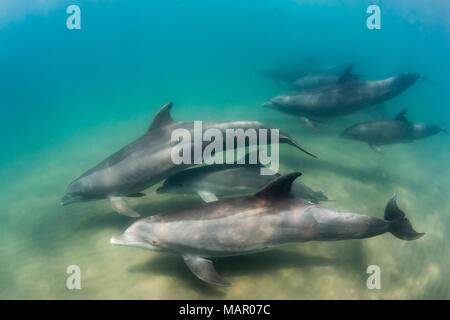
[279,133,318,159]
[182,255,231,287]
[369,144,384,155]
[299,116,319,129]
[197,190,219,203]
[108,196,141,218]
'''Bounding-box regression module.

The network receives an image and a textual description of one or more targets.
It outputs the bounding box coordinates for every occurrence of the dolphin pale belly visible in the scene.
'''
[61,103,316,217]
[264,72,425,123]
[157,161,328,203]
[341,108,449,154]
[111,172,424,286]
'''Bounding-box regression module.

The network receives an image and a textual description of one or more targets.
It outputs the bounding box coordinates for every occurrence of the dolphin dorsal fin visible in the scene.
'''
[147,102,175,132]
[394,109,409,122]
[338,64,354,83]
[254,172,302,199]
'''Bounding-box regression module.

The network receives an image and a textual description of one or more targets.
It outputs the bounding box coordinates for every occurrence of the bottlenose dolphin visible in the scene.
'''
[259,59,318,87]
[156,159,328,203]
[290,65,360,91]
[111,172,424,286]
[290,74,340,91]
[264,72,429,125]
[341,109,449,154]
[259,58,341,87]
[61,103,316,217]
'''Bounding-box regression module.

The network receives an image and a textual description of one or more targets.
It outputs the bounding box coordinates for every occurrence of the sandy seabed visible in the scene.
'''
[0,107,448,300]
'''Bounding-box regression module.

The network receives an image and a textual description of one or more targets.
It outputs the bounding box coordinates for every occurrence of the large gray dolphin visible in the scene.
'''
[156,160,328,203]
[264,72,429,125]
[61,103,316,217]
[111,172,424,286]
[341,109,449,154]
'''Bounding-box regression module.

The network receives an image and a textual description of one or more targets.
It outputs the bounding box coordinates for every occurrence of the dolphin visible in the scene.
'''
[341,109,449,154]
[290,74,340,91]
[156,159,328,203]
[263,71,429,125]
[259,58,342,88]
[259,59,318,87]
[61,103,316,217]
[290,64,360,91]
[111,172,424,286]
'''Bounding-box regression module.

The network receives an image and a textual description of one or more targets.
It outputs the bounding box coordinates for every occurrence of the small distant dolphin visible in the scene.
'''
[290,74,340,91]
[290,65,360,91]
[259,58,340,87]
[341,109,449,154]
[264,71,430,125]
[111,172,424,286]
[61,103,316,217]
[156,159,328,203]
[259,59,318,87]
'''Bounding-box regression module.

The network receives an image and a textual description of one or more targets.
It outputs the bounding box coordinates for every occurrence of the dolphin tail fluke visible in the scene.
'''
[108,196,141,218]
[384,195,424,241]
[439,126,449,136]
[183,255,231,287]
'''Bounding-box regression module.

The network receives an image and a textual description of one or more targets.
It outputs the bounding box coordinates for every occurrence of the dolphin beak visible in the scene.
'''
[110,234,128,246]
[262,101,273,108]
[60,194,80,206]
[110,233,161,251]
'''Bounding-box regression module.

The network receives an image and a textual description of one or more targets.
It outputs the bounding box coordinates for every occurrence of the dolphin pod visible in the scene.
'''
[61,102,316,217]
[111,172,424,286]
[61,59,440,287]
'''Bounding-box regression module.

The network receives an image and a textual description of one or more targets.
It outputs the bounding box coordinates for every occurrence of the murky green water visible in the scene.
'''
[0,0,449,299]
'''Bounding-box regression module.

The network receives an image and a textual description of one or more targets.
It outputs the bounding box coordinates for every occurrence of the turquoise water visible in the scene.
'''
[0,0,449,299]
